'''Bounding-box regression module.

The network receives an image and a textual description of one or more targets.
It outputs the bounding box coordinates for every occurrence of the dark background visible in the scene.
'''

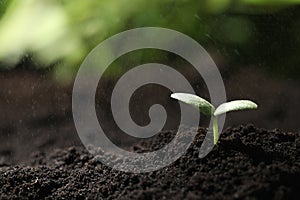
[0,1,299,164]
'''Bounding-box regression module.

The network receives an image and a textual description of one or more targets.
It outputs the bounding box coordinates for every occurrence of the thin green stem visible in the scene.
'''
[213,116,218,144]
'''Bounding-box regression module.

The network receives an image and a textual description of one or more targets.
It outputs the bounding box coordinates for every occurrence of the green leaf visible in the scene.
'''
[171,93,215,116]
[214,100,258,116]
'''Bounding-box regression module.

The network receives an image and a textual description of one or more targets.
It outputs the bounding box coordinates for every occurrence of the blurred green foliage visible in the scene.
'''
[0,0,299,82]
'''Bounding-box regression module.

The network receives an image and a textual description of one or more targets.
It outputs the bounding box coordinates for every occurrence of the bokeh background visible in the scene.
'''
[0,0,299,164]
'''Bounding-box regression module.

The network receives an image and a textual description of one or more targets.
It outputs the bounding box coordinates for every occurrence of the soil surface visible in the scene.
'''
[0,68,299,199]
[0,125,299,199]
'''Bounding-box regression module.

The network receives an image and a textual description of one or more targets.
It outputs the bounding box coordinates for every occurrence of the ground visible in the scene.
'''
[0,125,299,199]
[0,68,299,199]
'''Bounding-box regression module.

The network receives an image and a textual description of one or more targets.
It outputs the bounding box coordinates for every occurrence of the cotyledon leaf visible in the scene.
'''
[171,93,215,116]
[214,100,258,116]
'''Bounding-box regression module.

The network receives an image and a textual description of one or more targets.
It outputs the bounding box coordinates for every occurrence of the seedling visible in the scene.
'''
[171,93,258,144]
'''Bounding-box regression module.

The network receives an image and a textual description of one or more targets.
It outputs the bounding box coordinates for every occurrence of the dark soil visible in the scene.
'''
[0,68,299,199]
[0,125,299,199]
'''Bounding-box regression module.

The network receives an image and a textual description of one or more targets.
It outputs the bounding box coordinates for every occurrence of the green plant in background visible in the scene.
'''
[171,93,258,144]
[0,0,300,82]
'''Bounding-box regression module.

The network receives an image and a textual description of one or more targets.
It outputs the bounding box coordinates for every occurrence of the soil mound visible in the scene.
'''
[0,125,299,199]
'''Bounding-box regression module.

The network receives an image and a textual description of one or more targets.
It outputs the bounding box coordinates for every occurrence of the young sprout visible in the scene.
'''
[170,93,258,144]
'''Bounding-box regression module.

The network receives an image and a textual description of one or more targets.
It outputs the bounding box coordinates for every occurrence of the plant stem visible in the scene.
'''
[213,116,218,144]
